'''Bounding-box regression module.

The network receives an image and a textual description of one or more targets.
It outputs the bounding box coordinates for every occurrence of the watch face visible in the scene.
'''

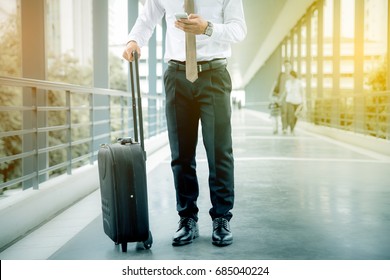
[205,22,213,36]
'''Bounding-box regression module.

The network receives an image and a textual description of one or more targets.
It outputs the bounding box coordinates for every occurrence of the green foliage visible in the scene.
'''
[365,58,388,138]
[1,12,128,190]
[0,14,22,189]
[47,52,93,86]
[45,53,92,172]
[366,58,388,92]
[0,38,96,181]
[0,14,21,77]
[110,52,127,91]
[44,52,128,171]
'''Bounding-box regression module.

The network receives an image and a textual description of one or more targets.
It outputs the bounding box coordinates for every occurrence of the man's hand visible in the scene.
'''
[122,41,141,62]
[175,14,208,35]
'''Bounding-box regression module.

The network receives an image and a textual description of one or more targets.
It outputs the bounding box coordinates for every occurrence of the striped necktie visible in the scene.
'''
[184,0,198,82]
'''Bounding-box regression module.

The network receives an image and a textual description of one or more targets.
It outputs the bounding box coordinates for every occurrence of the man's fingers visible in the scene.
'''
[175,14,207,35]
[122,44,140,62]
[122,49,133,61]
[122,50,131,61]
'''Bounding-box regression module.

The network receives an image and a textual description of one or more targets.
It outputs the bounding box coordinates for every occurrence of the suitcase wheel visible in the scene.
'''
[118,231,152,252]
[121,242,128,252]
[143,230,153,250]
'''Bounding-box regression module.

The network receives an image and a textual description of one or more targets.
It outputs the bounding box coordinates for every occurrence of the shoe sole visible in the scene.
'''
[212,239,233,247]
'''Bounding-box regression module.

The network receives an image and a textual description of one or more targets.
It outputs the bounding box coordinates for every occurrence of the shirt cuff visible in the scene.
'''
[210,23,223,40]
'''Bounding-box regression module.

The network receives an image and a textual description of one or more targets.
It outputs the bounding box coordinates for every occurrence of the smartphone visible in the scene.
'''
[174,13,188,20]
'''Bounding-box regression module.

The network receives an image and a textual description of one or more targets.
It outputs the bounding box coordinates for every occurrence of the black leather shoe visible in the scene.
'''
[172,217,199,246]
[212,217,233,246]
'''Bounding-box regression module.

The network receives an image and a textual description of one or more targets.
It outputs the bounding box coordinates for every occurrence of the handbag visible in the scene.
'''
[294,104,304,118]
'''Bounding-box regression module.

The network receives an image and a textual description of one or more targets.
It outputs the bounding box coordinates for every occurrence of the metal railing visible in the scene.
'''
[246,90,390,140]
[307,90,390,140]
[0,76,167,193]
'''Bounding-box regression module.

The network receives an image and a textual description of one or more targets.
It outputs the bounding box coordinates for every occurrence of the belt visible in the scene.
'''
[168,58,227,73]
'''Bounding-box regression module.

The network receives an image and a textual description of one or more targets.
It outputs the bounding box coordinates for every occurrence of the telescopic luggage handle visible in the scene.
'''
[129,51,145,155]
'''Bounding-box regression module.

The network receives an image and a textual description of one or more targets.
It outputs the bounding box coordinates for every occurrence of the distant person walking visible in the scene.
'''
[285,70,305,135]
[271,60,292,134]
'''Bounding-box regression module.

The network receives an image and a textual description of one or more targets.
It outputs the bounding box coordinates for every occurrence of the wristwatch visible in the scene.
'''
[204,21,213,37]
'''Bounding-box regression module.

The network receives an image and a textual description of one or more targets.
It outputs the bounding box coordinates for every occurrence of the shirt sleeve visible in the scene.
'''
[127,0,165,47]
[211,0,247,43]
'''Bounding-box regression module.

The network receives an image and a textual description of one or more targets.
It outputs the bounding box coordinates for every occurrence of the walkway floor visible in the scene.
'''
[1,108,390,260]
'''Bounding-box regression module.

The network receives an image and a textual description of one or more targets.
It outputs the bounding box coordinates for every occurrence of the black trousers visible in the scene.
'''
[163,64,234,221]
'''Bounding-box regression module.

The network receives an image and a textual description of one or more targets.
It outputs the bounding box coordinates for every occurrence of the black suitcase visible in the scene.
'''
[97,52,152,252]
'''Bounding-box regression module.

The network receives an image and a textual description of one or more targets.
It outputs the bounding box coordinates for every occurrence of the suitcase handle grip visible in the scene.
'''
[117,137,135,145]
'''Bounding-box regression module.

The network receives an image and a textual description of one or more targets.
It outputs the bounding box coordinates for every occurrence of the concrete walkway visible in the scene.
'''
[1,108,390,260]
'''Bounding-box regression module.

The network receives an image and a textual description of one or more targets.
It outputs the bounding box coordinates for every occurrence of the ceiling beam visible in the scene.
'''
[241,0,315,88]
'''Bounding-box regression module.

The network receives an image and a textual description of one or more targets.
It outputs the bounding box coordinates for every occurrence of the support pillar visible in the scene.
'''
[305,7,313,122]
[21,0,47,189]
[92,0,110,157]
[388,0,390,91]
[127,0,139,136]
[148,31,157,137]
[332,0,341,127]
[317,0,324,101]
[354,0,365,134]
[387,0,390,139]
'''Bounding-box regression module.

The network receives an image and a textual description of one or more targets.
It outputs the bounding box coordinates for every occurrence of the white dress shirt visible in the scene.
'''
[285,79,304,105]
[128,0,247,62]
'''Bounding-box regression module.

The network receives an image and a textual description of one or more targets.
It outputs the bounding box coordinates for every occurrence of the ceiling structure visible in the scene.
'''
[138,0,315,89]
[229,0,315,89]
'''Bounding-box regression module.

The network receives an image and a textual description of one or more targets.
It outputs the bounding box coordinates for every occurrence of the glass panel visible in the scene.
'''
[340,0,355,89]
[109,0,128,91]
[301,23,307,58]
[364,0,388,91]
[0,0,21,77]
[45,0,93,86]
[311,9,318,89]
[156,24,164,95]
[340,0,355,56]
[324,60,333,89]
[293,32,299,59]
[323,77,333,89]
[341,60,355,89]
[323,0,334,89]
[323,0,334,57]
[300,21,307,81]
[0,1,22,192]
[301,61,307,75]
[282,43,287,59]
[286,37,292,58]
[293,31,299,71]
